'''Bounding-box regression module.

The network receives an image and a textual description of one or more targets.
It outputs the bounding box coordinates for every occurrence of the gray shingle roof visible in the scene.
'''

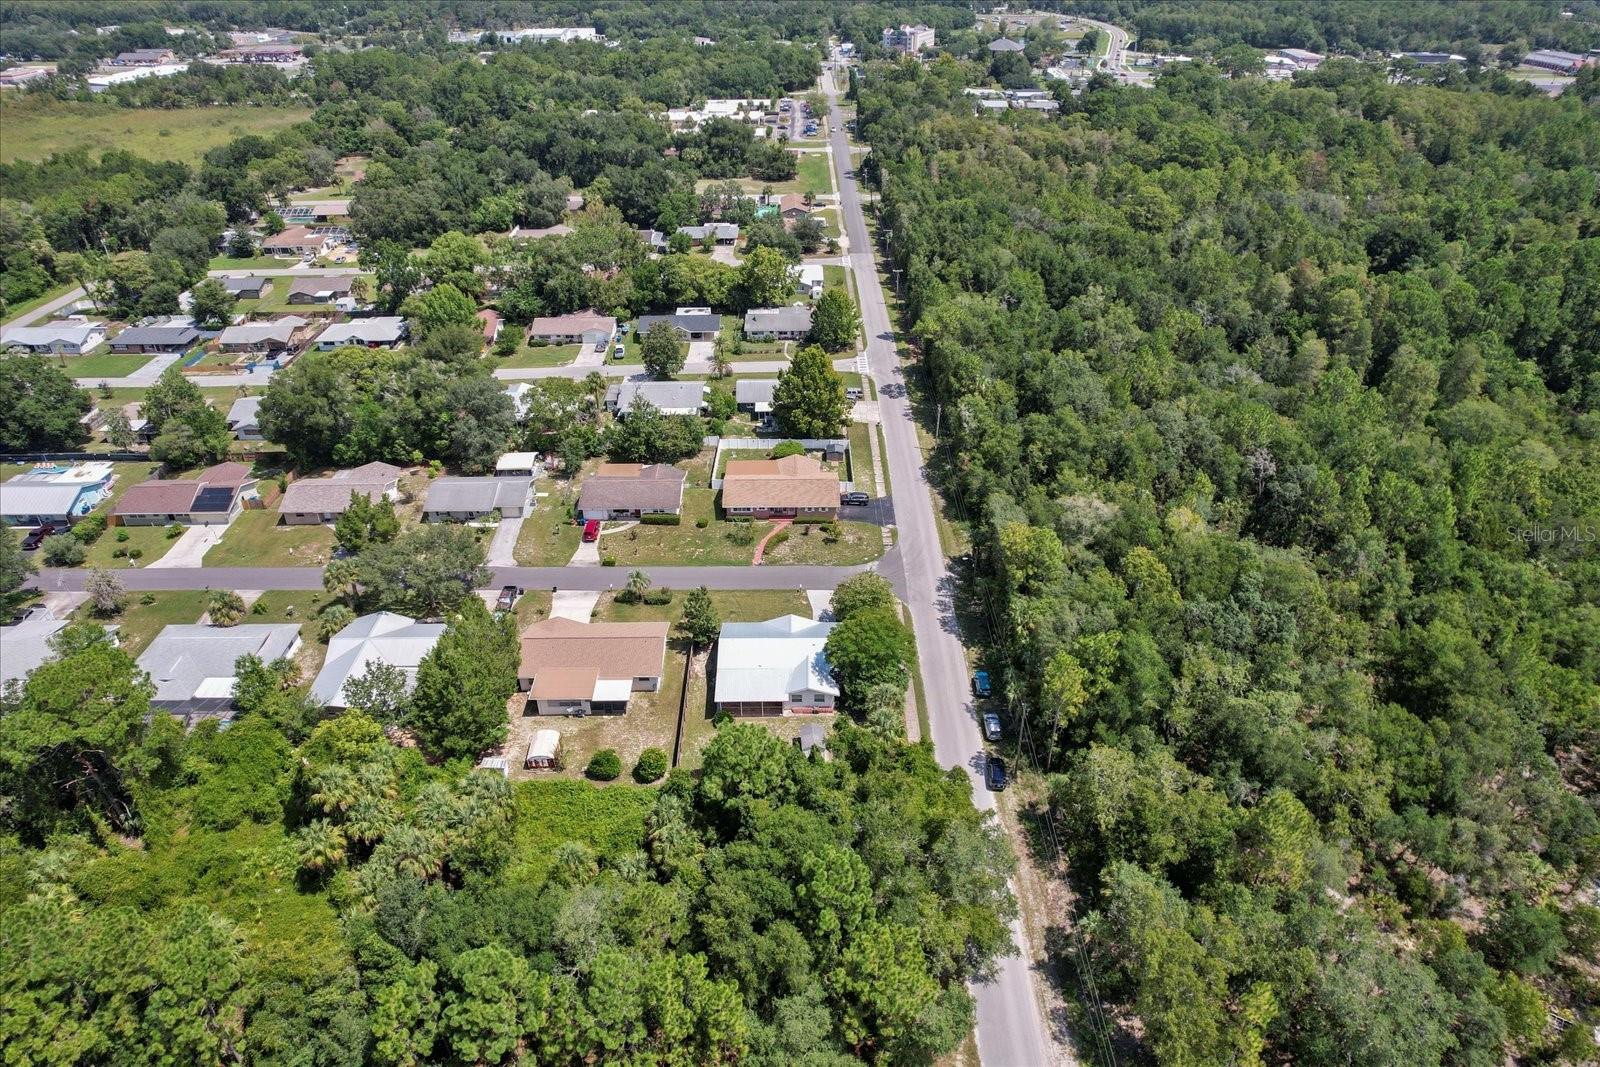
[113,324,199,347]
[137,624,301,714]
[607,380,707,414]
[743,306,812,334]
[422,477,530,515]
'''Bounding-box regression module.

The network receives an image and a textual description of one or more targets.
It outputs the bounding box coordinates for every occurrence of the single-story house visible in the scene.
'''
[478,308,502,344]
[421,476,532,521]
[743,306,812,341]
[605,380,708,417]
[714,615,839,716]
[527,311,616,347]
[310,611,446,708]
[113,462,256,526]
[635,309,721,342]
[220,276,269,299]
[525,729,562,769]
[260,226,335,259]
[677,222,739,245]
[1,320,107,355]
[0,616,115,689]
[721,454,840,519]
[496,452,542,478]
[988,37,1026,52]
[217,316,307,355]
[517,617,669,715]
[313,317,406,350]
[577,463,686,521]
[137,623,301,724]
[778,193,812,222]
[109,322,199,354]
[226,396,264,440]
[0,462,115,527]
[286,276,353,304]
[637,228,669,252]
[792,263,825,299]
[734,378,778,415]
[278,462,403,524]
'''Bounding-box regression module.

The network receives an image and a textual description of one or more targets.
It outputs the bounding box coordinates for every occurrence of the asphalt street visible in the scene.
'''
[823,66,1059,1067]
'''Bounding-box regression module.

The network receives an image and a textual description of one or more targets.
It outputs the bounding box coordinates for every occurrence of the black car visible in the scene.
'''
[985,755,1008,792]
[21,523,66,551]
[496,585,520,611]
[842,492,870,506]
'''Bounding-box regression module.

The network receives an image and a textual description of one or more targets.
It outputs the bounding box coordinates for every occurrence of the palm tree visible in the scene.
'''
[626,569,652,602]
[377,824,444,881]
[309,765,359,817]
[294,820,348,874]
[581,370,608,420]
[711,337,733,379]
[343,796,397,848]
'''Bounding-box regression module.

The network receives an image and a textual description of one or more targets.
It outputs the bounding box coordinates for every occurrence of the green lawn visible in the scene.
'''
[848,422,876,496]
[233,275,372,315]
[208,255,295,271]
[203,507,335,568]
[594,588,810,626]
[514,479,582,565]
[51,351,157,380]
[824,264,848,292]
[76,590,211,656]
[1,280,77,326]
[597,489,764,567]
[761,519,883,565]
[0,99,313,165]
[795,152,835,196]
[495,343,583,369]
[82,523,181,568]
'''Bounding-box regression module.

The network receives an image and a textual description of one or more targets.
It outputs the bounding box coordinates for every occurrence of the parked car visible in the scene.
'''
[845,387,863,400]
[612,344,626,360]
[985,755,1008,792]
[496,585,520,611]
[972,669,992,698]
[21,522,67,551]
[983,712,1002,742]
[842,491,870,506]
[582,519,601,543]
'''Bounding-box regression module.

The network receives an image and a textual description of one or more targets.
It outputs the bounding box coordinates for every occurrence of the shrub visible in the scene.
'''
[639,513,680,526]
[695,517,709,529]
[71,515,107,544]
[770,440,805,459]
[767,531,789,550]
[726,523,756,546]
[115,529,130,543]
[139,593,156,605]
[601,556,617,567]
[585,749,622,781]
[794,514,833,525]
[633,748,668,783]
[127,548,144,559]
[111,548,128,558]
[643,587,673,605]
[41,534,86,567]
[164,523,183,540]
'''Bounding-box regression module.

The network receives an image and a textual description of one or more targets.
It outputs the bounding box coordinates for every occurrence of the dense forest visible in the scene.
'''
[863,52,1600,1066]
[0,622,1015,1064]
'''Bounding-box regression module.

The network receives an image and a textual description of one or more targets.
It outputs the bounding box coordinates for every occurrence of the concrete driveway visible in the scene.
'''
[485,515,524,567]
[549,590,600,622]
[687,340,716,362]
[145,524,226,568]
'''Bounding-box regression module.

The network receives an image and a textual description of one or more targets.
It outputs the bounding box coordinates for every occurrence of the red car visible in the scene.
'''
[581,519,600,543]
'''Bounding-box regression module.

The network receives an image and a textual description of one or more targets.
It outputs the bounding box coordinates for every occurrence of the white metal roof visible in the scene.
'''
[714,615,838,703]
[310,611,447,707]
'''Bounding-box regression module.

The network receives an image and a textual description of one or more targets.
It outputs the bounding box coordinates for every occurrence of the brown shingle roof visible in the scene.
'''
[721,454,840,509]
[518,618,668,693]
[115,480,200,515]
[278,463,400,516]
[199,462,253,487]
[528,311,616,337]
[578,465,686,513]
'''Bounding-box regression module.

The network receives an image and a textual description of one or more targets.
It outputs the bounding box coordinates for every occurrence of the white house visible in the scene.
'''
[310,612,447,708]
[714,615,839,716]
[1,320,107,355]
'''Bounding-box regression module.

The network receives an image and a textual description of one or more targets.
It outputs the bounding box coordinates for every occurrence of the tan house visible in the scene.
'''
[577,463,686,521]
[527,311,616,347]
[721,454,840,519]
[260,226,335,259]
[778,193,813,223]
[517,618,669,715]
[278,462,402,524]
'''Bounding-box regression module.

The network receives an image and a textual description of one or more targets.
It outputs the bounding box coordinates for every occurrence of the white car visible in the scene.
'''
[983,712,1002,742]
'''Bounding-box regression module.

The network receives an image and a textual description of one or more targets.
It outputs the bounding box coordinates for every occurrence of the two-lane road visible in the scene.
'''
[822,69,1060,1067]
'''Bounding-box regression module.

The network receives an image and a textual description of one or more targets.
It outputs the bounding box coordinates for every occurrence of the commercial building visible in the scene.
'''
[882,24,936,55]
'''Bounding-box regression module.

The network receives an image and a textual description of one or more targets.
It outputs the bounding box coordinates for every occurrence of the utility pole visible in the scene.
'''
[893,268,902,300]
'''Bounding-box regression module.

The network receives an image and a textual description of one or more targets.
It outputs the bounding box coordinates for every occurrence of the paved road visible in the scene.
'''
[823,67,1059,1067]
[4,266,366,330]
[492,356,857,382]
[27,562,883,594]
[2,286,90,328]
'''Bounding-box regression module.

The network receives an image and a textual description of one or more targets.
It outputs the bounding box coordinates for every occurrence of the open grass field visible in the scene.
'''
[495,343,583,369]
[50,351,158,380]
[208,255,295,271]
[74,590,211,657]
[514,479,582,565]
[0,99,313,165]
[203,507,335,568]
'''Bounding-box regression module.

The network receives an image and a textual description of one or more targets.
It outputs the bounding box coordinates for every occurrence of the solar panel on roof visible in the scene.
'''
[191,486,235,513]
